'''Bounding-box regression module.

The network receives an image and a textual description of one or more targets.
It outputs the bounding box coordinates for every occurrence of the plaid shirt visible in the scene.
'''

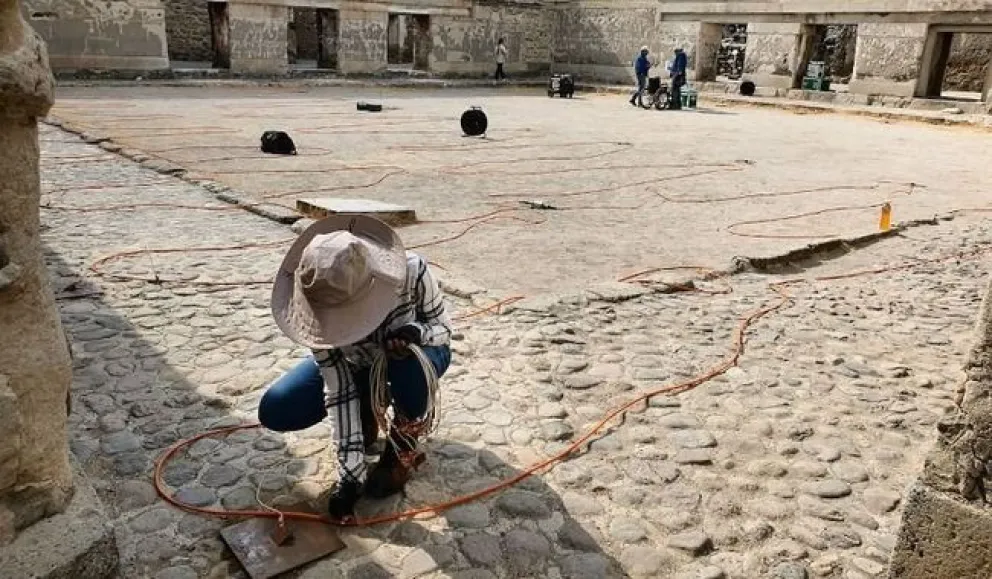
[311,252,451,484]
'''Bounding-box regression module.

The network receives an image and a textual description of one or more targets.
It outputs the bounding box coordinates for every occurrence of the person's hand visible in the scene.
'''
[384,325,423,357]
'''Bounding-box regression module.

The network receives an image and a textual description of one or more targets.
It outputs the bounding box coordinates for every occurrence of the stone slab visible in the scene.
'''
[888,482,992,579]
[0,464,118,579]
[295,198,417,226]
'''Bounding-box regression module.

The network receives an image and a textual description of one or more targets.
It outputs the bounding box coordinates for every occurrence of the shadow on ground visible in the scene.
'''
[48,248,626,578]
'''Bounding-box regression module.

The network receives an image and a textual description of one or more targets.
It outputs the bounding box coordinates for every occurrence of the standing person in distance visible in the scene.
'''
[495,37,508,80]
[630,46,652,107]
[669,47,689,110]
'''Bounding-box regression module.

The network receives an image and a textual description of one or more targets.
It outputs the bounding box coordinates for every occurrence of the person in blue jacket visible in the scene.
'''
[669,47,688,110]
[629,46,651,107]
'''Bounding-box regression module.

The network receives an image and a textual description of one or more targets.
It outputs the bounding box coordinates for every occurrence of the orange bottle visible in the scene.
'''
[879,202,892,231]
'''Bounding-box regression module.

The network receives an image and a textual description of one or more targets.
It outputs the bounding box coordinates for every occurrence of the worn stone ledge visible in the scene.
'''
[888,482,992,579]
[0,463,118,579]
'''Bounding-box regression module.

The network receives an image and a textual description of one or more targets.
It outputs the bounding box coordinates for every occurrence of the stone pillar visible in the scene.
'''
[981,53,992,104]
[337,9,388,75]
[694,23,723,82]
[888,277,992,578]
[208,1,231,69]
[743,23,803,89]
[317,8,339,70]
[227,2,288,75]
[0,0,74,542]
[849,23,928,98]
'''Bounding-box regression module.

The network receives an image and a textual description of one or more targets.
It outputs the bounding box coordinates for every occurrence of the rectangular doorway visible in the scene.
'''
[717,24,747,81]
[794,25,858,89]
[387,13,431,70]
[940,33,992,101]
[287,8,338,70]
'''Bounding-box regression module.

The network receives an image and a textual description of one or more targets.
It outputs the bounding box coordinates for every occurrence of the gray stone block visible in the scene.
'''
[0,465,118,579]
[888,482,992,578]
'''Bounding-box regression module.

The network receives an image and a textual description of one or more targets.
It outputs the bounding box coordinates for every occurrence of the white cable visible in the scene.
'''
[369,342,440,453]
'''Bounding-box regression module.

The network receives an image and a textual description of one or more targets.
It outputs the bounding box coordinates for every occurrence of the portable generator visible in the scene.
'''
[548,73,575,98]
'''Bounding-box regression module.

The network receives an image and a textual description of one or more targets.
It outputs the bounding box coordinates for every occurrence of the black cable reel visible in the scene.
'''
[461,107,488,137]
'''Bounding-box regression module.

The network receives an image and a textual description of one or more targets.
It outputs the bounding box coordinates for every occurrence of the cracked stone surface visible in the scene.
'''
[39,90,992,578]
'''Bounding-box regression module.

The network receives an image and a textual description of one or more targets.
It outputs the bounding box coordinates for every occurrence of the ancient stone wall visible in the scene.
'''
[163,0,211,62]
[945,33,992,92]
[553,6,700,84]
[22,0,169,70]
[228,3,287,74]
[337,8,387,74]
[431,2,553,76]
[849,23,929,97]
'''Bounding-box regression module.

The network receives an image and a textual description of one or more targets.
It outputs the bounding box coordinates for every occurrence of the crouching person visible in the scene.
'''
[259,215,452,520]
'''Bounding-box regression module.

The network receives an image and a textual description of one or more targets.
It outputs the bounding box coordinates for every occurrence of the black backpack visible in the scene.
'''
[260,131,297,155]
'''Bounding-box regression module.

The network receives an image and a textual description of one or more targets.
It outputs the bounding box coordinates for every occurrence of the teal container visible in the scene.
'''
[681,88,698,109]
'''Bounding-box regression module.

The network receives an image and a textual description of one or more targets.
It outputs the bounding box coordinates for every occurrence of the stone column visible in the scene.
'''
[849,23,928,98]
[979,50,992,105]
[227,2,288,75]
[694,23,723,82]
[337,9,388,75]
[888,276,992,578]
[317,9,339,70]
[0,0,74,543]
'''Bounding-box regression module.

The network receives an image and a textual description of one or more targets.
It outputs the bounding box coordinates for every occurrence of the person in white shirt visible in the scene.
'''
[495,37,508,80]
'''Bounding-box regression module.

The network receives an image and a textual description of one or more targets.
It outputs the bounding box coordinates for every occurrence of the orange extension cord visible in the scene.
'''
[45,111,992,527]
[152,244,992,526]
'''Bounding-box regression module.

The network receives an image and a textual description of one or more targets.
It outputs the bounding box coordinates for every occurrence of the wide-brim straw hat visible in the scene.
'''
[271,215,407,349]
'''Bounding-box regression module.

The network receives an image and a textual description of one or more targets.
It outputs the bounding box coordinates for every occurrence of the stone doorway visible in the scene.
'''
[791,25,857,90]
[718,24,747,81]
[287,7,338,70]
[387,13,431,71]
[917,26,992,103]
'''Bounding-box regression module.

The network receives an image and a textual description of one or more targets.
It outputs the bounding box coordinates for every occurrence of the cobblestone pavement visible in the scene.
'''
[50,86,992,297]
[41,116,992,579]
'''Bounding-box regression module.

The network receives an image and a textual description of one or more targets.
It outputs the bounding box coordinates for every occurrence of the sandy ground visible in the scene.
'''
[50,85,992,297]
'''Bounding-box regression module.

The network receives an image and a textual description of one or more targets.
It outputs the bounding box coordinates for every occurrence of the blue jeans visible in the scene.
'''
[631,73,647,104]
[258,345,452,432]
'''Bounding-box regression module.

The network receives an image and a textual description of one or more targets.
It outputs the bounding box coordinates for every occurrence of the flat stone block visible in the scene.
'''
[888,482,992,579]
[0,465,118,578]
[296,198,417,226]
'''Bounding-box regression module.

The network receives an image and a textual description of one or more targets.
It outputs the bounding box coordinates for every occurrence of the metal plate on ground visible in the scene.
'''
[220,517,345,579]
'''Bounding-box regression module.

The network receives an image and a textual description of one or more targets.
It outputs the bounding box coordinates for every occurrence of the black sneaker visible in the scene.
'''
[327,476,363,521]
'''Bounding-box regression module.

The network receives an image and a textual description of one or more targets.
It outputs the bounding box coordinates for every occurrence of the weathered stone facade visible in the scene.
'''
[553,6,699,84]
[19,0,992,103]
[945,33,992,92]
[22,0,168,70]
[164,0,211,62]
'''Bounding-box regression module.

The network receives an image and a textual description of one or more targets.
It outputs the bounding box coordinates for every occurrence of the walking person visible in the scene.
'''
[495,37,508,80]
[258,215,453,520]
[629,46,651,107]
